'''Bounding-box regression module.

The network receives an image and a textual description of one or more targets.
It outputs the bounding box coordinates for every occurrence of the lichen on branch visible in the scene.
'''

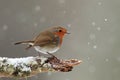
[0,56,82,78]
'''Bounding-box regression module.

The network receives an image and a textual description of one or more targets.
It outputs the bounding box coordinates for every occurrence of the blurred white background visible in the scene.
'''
[0,0,120,80]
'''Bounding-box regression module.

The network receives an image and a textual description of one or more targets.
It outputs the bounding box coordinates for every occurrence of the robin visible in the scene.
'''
[14,26,70,57]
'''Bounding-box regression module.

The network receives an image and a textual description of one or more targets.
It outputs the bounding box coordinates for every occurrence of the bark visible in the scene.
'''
[0,56,82,78]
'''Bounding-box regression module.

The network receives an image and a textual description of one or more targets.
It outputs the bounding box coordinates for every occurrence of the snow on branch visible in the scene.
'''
[0,56,82,78]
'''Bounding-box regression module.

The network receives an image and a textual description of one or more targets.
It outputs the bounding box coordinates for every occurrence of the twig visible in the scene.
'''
[0,56,82,78]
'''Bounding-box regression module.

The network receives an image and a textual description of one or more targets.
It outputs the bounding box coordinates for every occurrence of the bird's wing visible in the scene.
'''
[34,36,53,47]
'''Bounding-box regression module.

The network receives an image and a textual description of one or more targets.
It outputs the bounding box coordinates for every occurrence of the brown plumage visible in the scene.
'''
[14,26,69,54]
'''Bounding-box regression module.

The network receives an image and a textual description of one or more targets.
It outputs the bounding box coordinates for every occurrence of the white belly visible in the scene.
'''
[34,46,59,54]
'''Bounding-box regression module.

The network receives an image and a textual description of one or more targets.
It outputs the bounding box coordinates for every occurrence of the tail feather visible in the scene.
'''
[14,40,34,45]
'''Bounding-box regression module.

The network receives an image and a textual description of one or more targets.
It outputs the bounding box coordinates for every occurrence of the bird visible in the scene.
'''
[14,26,70,57]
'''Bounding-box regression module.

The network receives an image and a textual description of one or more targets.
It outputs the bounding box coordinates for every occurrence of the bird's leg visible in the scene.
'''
[47,52,60,63]
[47,52,56,58]
[40,52,60,67]
[40,52,53,67]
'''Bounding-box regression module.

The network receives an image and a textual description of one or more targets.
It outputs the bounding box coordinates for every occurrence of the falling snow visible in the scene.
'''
[98,2,102,6]
[2,25,8,31]
[67,24,71,27]
[35,5,41,12]
[97,27,101,31]
[88,42,90,45]
[105,58,109,62]
[92,22,96,26]
[0,0,119,80]
[104,18,108,22]
[93,45,97,49]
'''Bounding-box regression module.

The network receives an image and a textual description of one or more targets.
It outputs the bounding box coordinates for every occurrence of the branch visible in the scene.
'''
[0,56,82,78]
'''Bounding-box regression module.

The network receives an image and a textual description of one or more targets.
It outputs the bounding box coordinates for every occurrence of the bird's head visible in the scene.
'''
[52,26,70,38]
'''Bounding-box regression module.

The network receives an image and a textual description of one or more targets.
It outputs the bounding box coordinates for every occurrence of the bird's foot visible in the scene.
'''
[47,52,57,58]
[47,52,60,63]
[40,52,60,67]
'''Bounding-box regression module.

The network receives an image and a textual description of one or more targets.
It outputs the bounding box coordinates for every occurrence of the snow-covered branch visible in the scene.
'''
[0,56,82,78]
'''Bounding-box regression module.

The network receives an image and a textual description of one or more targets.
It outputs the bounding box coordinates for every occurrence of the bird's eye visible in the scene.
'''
[59,30,62,32]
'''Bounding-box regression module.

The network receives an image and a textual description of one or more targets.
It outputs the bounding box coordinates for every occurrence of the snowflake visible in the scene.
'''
[35,6,41,12]
[3,25,8,31]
